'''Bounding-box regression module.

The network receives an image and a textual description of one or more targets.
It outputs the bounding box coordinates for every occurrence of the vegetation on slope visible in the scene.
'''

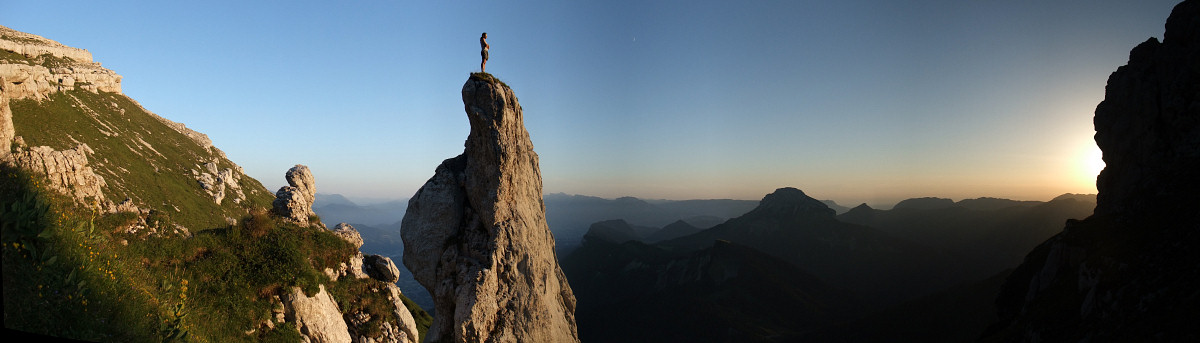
[469,72,509,88]
[2,164,430,342]
[9,89,273,231]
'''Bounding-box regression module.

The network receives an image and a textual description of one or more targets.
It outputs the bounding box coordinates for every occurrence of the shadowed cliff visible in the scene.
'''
[987,1,1200,341]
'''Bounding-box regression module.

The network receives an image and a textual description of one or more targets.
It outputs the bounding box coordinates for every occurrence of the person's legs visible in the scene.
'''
[481,50,488,72]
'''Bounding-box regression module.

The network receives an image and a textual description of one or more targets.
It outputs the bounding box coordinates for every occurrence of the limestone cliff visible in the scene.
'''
[1,25,269,230]
[1,81,11,156]
[6,144,107,206]
[0,25,122,98]
[401,73,579,343]
[2,25,428,342]
[987,1,1200,341]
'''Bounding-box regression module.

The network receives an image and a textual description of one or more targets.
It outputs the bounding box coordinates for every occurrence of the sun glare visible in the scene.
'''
[1078,144,1105,191]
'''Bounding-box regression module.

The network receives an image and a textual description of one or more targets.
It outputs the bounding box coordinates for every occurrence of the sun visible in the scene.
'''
[1077,144,1105,191]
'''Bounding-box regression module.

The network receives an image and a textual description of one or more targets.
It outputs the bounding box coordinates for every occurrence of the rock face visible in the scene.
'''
[988,1,1200,341]
[273,164,319,226]
[401,73,579,343]
[282,285,353,343]
[333,223,365,249]
[6,144,107,206]
[0,25,122,99]
[191,159,245,205]
[1091,3,1200,217]
[1,83,11,156]
[384,283,422,343]
[328,223,369,281]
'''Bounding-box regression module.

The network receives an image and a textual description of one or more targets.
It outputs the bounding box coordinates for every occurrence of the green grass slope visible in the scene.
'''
[3,40,429,341]
[8,87,272,230]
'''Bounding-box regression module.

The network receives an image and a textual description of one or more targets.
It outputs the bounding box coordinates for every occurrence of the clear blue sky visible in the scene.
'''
[2,0,1180,206]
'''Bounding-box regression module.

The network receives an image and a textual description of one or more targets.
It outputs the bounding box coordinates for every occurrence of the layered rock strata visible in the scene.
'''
[0,25,122,99]
[402,74,580,343]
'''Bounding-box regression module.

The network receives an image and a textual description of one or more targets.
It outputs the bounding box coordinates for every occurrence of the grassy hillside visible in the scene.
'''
[2,165,434,341]
[9,88,273,231]
[3,42,429,341]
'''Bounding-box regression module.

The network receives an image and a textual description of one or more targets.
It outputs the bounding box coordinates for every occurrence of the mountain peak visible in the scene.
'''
[744,187,834,219]
[581,219,639,246]
[893,197,955,210]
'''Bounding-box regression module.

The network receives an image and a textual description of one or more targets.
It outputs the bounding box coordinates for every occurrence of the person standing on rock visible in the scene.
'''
[480,32,490,72]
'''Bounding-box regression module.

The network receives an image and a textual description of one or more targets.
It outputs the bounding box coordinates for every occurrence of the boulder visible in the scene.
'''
[363,254,400,283]
[384,283,421,343]
[273,164,319,226]
[333,223,364,249]
[281,285,352,343]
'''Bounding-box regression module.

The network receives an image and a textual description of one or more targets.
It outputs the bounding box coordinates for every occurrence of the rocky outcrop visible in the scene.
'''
[282,285,353,343]
[988,1,1200,341]
[363,255,400,283]
[0,26,95,63]
[344,283,421,343]
[402,73,579,343]
[1091,3,1200,217]
[326,223,369,281]
[324,223,420,343]
[383,283,421,343]
[191,159,245,205]
[6,144,107,206]
[273,164,319,227]
[333,223,365,248]
[1,81,12,156]
[1,25,122,99]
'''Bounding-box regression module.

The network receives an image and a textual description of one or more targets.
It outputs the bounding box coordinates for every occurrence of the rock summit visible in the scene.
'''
[401,73,579,343]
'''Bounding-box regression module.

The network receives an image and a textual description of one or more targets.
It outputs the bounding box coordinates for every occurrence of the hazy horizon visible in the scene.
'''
[3,1,1178,205]
[322,190,1094,213]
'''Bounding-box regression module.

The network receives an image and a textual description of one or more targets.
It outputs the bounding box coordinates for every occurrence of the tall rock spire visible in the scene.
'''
[401,73,580,343]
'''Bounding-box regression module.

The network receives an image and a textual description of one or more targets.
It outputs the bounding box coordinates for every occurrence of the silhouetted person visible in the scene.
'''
[480,32,490,72]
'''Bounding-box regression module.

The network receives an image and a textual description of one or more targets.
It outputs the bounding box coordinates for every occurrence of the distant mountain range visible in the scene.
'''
[839,193,1096,281]
[543,192,853,254]
[313,193,409,227]
[316,189,1096,341]
[559,187,1095,342]
[563,237,865,342]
